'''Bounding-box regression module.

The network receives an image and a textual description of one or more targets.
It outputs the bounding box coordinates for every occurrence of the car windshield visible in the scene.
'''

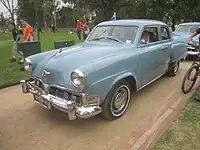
[175,25,200,33]
[87,25,139,43]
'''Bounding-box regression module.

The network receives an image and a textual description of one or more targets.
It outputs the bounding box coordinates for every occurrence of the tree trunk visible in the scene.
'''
[53,0,57,28]
[43,5,47,28]
[172,16,176,31]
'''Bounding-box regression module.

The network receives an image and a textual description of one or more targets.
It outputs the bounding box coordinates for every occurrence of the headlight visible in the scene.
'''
[24,58,32,74]
[71,69,84,90]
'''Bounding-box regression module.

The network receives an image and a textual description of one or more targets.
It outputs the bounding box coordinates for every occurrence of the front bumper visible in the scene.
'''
[20,80,102,120]
[187,46,199,56]
[187,51,200,56]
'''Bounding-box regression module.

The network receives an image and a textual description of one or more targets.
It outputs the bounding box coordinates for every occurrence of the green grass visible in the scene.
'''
[152,91,200,150]
[0,28,80,89]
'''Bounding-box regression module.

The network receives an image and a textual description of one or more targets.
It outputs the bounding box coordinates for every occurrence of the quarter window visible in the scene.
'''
[160,27,170,40]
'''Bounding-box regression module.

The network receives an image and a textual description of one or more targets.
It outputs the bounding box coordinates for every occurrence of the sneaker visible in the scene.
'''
[18,58,24,64]
[10,58,16,63]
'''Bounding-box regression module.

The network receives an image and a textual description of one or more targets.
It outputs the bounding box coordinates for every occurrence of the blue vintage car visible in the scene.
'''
[20,19,187,121]
[172,22,200,56]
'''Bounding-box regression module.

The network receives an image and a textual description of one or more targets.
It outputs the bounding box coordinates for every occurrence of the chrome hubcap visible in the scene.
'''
[111,85,131,117]
[174,61,179,73]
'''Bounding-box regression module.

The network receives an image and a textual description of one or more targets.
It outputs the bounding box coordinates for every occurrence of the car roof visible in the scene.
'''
[178,22,200,26]
[97,19,167,27]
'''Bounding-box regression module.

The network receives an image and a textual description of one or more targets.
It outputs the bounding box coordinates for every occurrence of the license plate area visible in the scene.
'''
[34,94,51,109]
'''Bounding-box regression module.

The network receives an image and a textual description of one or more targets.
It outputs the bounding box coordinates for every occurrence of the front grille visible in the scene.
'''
[34,78,44,90]
[31,78,81,104]
[49,86,81,104]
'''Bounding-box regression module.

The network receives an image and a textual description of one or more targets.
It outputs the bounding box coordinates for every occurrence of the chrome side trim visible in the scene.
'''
[137,73,165,91]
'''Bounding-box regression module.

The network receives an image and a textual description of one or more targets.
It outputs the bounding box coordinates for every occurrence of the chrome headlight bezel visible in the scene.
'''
[71,69,85,91]
[24,57,32,74]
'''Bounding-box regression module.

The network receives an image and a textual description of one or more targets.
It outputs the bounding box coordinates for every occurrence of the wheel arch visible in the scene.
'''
[111,72,137,93]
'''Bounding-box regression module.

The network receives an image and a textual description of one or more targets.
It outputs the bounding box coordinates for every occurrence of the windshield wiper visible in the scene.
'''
[88,37,105,41]
[106,36,123,44]
[89,36,123,43]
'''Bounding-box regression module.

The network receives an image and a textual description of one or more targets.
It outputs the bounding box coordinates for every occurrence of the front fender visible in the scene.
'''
[80,51,139,104]
[112,72,137,90]
[28,49,57,71]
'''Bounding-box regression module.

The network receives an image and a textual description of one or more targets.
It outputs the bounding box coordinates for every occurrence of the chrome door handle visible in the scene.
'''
[161,45,168,50]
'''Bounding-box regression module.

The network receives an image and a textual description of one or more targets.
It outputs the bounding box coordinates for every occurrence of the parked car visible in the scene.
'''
[20,19,187,121]
[172,22,200,57]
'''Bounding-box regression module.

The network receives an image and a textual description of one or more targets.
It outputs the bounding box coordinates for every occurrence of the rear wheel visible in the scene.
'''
[181,64,199,94]
[101,80,131,120]
[167,60,180,77]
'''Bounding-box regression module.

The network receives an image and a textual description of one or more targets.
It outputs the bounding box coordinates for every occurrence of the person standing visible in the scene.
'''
[76,20,83,40]
[51,24,56,34]
[18,19,34,64]
[10,23,21,63]
[83,23,90,40]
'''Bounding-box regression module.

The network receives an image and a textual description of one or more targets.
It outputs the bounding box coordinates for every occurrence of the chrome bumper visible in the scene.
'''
[20,80,102,120]
[187,51,200,56]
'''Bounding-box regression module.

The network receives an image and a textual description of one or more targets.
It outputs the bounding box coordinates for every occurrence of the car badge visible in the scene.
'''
[41,70,50,77]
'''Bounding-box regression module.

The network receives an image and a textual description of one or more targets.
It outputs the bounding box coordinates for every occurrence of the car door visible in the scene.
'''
[137,26,165,88]
[159,26,172,72]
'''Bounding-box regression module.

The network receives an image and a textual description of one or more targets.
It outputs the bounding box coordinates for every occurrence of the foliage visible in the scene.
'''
[0,0,17,23]
[1,0,200,30]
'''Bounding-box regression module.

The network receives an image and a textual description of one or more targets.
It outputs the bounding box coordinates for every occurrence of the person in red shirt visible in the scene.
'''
[21,19,34,42]
[19,19,34,71]
[76,20,83,40]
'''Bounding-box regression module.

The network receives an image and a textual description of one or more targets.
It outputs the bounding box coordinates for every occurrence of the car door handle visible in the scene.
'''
[161,45,168,50]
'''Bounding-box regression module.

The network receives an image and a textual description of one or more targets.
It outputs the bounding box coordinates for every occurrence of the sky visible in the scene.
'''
[0,0,18,17]
[0,0,67,17]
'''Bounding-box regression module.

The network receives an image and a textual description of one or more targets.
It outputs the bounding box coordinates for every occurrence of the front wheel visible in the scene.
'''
[101,80,131,120]
[181,65,199,94]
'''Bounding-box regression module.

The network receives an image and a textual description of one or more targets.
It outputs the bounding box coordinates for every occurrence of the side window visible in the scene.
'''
[160,26,170,40]
[140,27,159,44]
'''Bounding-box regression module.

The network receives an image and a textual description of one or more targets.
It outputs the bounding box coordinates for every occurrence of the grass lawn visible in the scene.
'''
[0,28,80,89]
[152,91,200,150]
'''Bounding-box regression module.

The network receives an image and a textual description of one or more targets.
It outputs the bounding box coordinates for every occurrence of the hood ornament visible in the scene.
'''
[56,48,63,56]
[41,70,50,77]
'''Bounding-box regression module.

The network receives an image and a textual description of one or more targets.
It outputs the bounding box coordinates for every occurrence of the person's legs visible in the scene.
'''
[10,42,17,62]
[83,33,87,40]
[18,51,24,63]
[77,30,81,40]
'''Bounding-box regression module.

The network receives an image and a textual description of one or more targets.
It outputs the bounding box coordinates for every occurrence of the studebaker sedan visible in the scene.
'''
[172,22,200,57]
[20,19,187,121]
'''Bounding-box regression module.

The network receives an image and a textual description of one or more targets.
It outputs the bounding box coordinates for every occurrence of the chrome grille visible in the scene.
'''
[34,78,44,90]
[49,86,81,104]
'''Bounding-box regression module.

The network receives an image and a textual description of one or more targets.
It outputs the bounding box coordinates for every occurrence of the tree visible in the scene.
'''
[0,0,17,23]
[0,12,7,32]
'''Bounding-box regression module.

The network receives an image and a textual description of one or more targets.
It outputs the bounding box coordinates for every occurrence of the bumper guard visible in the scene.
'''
[20,80,102,120]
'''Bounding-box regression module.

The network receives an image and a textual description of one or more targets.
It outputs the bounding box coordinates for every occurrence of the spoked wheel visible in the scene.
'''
[181,64,199,94]
[102,80,131,120]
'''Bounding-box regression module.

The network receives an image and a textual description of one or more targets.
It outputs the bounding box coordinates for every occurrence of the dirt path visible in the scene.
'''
[0,61,194,150]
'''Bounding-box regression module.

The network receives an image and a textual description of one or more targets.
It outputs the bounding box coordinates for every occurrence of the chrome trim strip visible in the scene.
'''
[137,73,165,91]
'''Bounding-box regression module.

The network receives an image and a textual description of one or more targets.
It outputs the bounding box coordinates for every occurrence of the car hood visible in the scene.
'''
[172,32,199,42]
[32,42,135,87]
